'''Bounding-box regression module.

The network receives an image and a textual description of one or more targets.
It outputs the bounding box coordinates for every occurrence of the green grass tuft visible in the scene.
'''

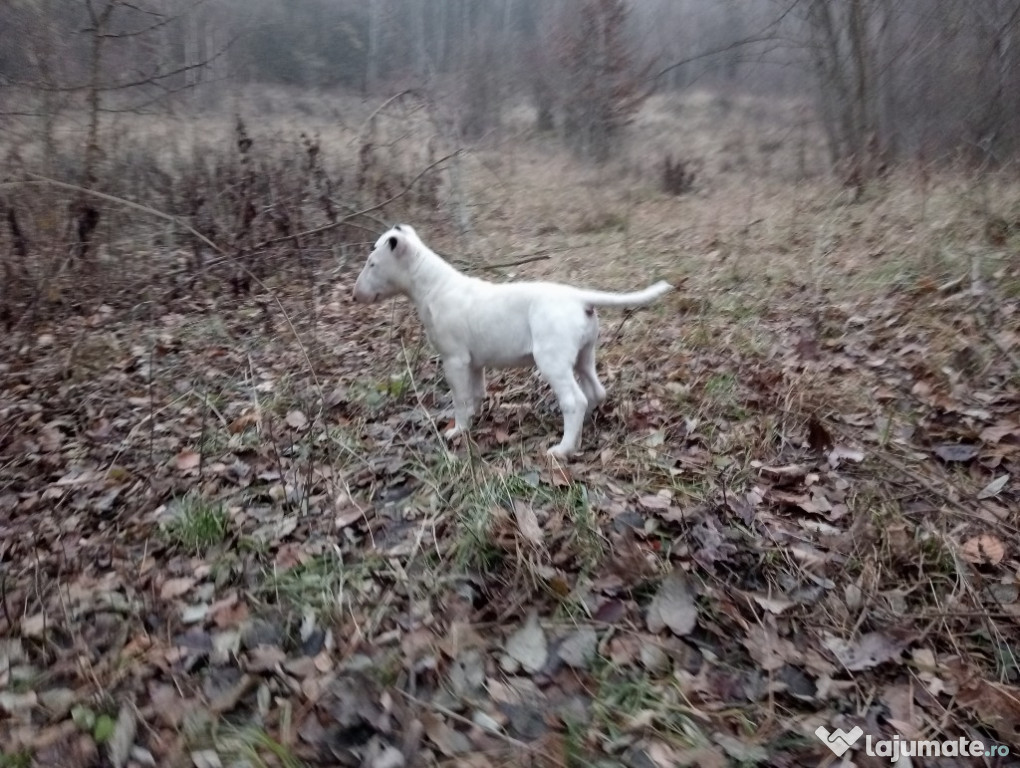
[161,494,232,553]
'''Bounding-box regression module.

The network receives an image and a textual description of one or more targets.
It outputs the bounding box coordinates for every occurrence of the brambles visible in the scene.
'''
[0,105,449,330]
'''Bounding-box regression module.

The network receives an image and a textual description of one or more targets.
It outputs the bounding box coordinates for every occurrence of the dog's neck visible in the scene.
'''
[403,246,467,307]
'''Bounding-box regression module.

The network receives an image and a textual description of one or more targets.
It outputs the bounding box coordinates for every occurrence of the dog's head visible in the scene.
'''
[353,225,418,303]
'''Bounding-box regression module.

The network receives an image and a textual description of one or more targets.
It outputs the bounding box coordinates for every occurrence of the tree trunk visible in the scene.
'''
[366,0,381,94]
[84,0,115,188]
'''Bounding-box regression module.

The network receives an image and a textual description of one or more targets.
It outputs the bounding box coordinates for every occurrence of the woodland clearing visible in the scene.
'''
[1,91,1019,767]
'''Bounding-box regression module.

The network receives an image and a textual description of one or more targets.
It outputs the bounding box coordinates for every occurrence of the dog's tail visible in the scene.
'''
[574,280,673,308]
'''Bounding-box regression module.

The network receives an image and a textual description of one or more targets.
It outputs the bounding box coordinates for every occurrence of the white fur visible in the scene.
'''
[353,225,672,458]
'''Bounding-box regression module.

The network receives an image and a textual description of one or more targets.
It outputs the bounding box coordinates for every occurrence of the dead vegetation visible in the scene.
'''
[1,92,1019,767]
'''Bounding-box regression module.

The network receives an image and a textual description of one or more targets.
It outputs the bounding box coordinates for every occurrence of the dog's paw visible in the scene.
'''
[546,445,574,460]
[444,425,463,441]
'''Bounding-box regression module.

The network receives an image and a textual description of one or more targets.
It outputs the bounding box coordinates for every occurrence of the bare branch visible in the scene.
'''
[255,150,461,249]
[9,36,236,94]
[652,0,806,83]
[91,0,205,39]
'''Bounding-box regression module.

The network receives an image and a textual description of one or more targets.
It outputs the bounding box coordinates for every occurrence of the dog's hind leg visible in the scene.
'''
[442,358,475,440]
[535,350,588,458]
[575,340,607,415]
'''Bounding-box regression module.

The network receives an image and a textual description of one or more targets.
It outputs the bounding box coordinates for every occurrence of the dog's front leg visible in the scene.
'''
[470,366,486,412]
[442,358,475,441]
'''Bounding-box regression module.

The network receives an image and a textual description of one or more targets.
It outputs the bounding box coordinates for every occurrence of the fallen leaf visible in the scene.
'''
[607,634,642,666]
[190,750,223,768]
[977,474,1009,500]
[71,704,95,730]
[181,603,209,624]
[961,535,1005,565]
[593,599,627,624]
[438,622,485,658]
[20,613,46,637]
[980,423,1019,444]
[713,732,768,764]
[645,429,666,447]
[646,571,698,636]
[335,506,364,528]
[245,645,286,673]
[642,741,680,768]
[512,500,543,545]
[146,684,191,728]
[93,713,115,744]
[557,627,597,669]
[174,450,200,471]
[639,642,671,674]
[638,494,671,511]
[504,611,548,674]
[0,691,37,714]
[823,631,909,671]
[38,688,76,719]
[749,593,795,615]
[742,625,801,671]
[228,411,259,434]
[369,745,407,768]
[160,577,197,600]
[421,711,471,756]
[285,409,308,429]
[952,665,1020,742]
[107,706,137,768]
[933,443,979,462]
[827,445,864,467]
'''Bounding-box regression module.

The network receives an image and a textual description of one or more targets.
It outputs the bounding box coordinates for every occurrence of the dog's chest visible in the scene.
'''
[418,304,445,351]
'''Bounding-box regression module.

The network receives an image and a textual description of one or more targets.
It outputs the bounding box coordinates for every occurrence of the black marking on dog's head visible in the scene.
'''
[388,235,398,250]
[394,224,403,231]
[585,305,595,317]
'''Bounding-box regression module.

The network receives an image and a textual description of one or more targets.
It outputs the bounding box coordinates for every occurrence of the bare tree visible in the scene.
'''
[552,0,651,162]
[799,0,891,189]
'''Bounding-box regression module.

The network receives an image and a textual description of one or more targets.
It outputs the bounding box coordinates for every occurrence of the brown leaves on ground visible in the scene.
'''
[646,570,698,636]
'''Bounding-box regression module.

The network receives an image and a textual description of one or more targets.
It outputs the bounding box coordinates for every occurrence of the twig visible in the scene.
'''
[148,341,155,475]
[255,150,461,249]
[865,446,1020,536]
[11,34,238,93]
[608,309,636,345]
[355,89,423,141]
[466,253,552,272]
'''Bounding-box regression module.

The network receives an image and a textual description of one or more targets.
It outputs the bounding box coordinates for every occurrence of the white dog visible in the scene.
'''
[353,225,672,458]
